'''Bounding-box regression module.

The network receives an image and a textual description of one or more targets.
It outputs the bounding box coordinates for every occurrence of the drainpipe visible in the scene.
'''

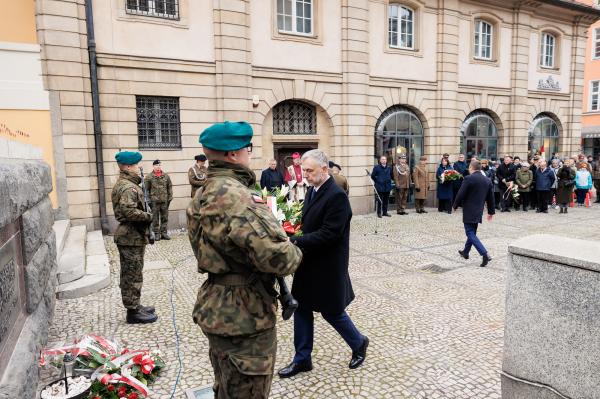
[85,0,110,234]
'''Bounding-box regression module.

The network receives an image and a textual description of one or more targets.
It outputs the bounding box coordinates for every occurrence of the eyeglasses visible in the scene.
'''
[246,143,253,154]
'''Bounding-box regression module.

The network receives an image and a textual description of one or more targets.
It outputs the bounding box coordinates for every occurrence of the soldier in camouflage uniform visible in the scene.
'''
[111,151,158,324]
[146,159,173,240]
[187,121,302,398]
[188,154,208,198]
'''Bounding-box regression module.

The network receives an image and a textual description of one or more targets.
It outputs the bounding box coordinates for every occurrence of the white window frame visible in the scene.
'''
[474,20,493,60]
[125,0,179,19]
[593,28,600,60]
[591,81,600,112]
[388,4,415,50]
[277,0,313,36]
[540,32,556,68]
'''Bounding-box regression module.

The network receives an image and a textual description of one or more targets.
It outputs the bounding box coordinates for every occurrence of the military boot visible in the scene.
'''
[126,308,158,324]
[137,304,155,314]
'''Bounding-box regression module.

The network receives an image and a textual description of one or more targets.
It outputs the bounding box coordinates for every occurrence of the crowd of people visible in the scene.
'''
[370,151,599,216]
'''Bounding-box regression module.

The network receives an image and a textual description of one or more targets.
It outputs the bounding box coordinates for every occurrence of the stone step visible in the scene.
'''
[56,225,86,284]
[56,273,110,300]
[56,229,111,299]
[52,219,70,261]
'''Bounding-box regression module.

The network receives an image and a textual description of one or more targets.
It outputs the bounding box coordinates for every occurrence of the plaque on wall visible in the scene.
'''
[0,220,26,378]
[537,75,561,91]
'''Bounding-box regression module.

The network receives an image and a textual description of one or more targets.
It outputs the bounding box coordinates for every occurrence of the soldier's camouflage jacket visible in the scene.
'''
[111,170,152,246]
[146,171,173,203]
[187,160,302,336]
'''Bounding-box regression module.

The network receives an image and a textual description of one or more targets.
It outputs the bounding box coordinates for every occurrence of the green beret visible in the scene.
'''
[115,151,142,165]
[199,121,253,151]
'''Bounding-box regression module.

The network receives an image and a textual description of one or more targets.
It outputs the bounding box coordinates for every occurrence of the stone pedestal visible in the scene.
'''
[503,234,600,399]
[0,159,57,399]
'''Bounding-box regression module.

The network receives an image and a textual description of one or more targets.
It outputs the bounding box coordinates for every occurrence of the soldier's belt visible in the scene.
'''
[208,272,256,286]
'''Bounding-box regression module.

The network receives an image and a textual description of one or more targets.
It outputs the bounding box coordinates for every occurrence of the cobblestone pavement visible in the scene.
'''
[44,206,600,398]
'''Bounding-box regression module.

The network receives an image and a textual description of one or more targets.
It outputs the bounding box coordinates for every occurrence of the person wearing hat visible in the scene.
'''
[146,160,173,240]
[187,121,302,398]
[329,161,349,195]
[286,152,308,201]
[412,156,429,214]
[111,151,158,324]
[515,162,533,211]
[188,154,208,198]
[393,154,411,215]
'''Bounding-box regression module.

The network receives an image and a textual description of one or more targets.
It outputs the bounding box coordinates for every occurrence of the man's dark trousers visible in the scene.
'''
[293,306,363,363]
[537,190,551,212]
[463,223,487,257]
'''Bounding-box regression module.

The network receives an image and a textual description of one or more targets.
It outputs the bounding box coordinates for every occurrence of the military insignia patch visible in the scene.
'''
[252,195,265,203]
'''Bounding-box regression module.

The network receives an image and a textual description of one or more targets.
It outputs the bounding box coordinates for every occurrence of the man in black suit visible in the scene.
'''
[278,149,368,379]
[453,160,495,267]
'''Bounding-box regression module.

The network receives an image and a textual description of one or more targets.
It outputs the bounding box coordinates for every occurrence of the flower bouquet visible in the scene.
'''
[439,170,463,183]
[260,185,303,236]
[505,182,520,203]
[40,335,165,399]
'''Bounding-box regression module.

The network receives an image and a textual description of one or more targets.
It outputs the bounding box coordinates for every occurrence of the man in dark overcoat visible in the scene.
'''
[453,160,495,267]
[278,149,369,379]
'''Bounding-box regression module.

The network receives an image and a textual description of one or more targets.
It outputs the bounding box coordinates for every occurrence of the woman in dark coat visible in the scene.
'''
[436,158,454,213]
[556,164,575,214]
[371,155,393,217]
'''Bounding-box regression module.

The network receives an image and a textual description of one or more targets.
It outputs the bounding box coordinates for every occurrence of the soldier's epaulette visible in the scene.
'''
[252,195,265,203]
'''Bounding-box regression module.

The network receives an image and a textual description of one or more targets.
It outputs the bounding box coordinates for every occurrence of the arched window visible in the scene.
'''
[460,111,498,161]
[374,107,424,168]
[540,32,556,68]
[388,4,414,50]
[273,100,316,135]
[474,20,493,60]
[529,115,559,159]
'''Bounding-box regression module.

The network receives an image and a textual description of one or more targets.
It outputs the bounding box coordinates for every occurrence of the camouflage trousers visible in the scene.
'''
[205,328,276,399]
[151,202,169,236]
[117,245,145,309]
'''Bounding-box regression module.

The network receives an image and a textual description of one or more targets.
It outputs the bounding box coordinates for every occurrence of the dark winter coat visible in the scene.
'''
[453,171,495,224]
[259,168,285,192]
[371,164,392,193]
[291,177,354,314]
[556,166,576,204]
[535,167,556,191]
[453,161,468,191]
[436,165,454,200]
[496,163,516,191]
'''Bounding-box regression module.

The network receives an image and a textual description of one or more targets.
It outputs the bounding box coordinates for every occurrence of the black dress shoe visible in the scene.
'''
[480,255,492,267]
[458,250,469,260]
[349,336,369,369]
[126,309,158,324]
[400,212,408,215]
[137,304,155,314]
[420,209,427,213]
[161,233,171,240]
[377,214,382,218]
[383,213,392,217]
[277,361,313,378]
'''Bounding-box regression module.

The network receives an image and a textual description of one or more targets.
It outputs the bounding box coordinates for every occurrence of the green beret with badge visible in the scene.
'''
[199,121,253,151]
[115,151,142,165]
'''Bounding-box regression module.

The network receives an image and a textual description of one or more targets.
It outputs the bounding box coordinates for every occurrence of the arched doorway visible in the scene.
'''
[460,111,498,161]
[374,106,425,206]
[374,106,424,168]
[271,100,319,175]
[528,114,559,160]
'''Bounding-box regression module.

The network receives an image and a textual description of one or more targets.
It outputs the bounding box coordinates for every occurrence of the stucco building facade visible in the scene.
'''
[581,0,600,157]
[36,0,600,230]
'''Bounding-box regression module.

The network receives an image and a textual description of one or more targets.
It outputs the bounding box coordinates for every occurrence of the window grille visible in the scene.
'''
[388,5,414,50]
[126,0,179,19]
[540,33,555,68]
[474,20,492,60]
[273,101,316,135]
[277,0,313,35]
[592,81,600,112]
[136,96,181,149]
